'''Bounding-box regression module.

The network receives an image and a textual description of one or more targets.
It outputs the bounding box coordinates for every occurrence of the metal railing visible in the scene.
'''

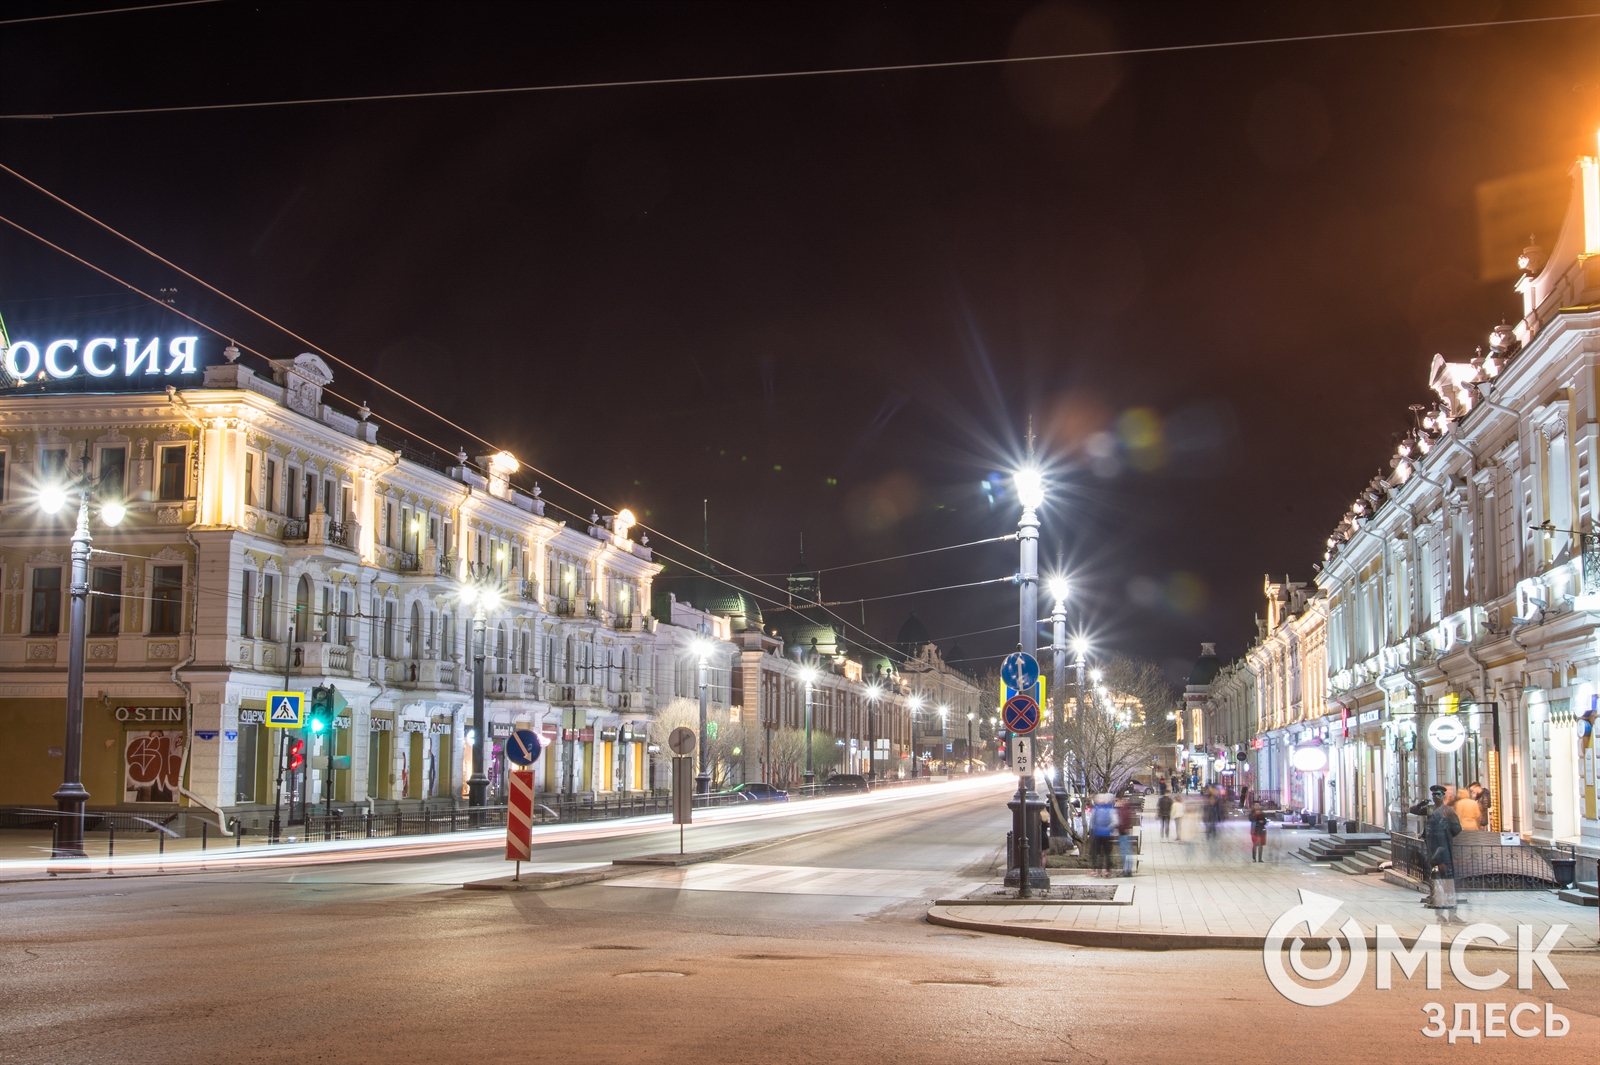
[397,552,419,572]
[282,518,308,541]
[1390,830,1565,890]
[518,579,540,602]
[326,520,351,548]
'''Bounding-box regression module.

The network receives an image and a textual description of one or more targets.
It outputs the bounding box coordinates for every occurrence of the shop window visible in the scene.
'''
[235,722,258,803]
[30,567,62,635]
[149,566,183,634]
[158,446,186,501]
[90,566,121,635]
[97,447,126,499]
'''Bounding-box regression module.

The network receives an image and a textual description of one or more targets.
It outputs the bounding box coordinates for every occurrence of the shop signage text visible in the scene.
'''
[238,709,265,724]
[6,336,201,383]
[114,706,183,723]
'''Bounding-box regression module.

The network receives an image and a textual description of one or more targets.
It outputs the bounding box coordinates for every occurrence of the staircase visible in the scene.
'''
[1292,832,1390,865]
[1557,880,1599,907]
[1331,839,1392,875]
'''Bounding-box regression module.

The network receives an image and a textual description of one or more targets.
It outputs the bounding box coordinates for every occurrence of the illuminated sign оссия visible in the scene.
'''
[4,336,201,383]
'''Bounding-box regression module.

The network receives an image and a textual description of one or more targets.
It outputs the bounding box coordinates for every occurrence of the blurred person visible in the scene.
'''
[1089,794,1115,876]
[1157,791,1173,839]
[1422,784,1462,920]
[1453,784,1483,831]
[1468,781,1491,826]
[1116,795,1137,876]
[1249,802,1268,862]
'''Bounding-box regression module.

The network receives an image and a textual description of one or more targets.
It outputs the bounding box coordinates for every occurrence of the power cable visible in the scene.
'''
[0,186,997,667]
[749,534,1016,577]
[765,576,1012,609]
[2,11,1594,120]
[0,0,217,27]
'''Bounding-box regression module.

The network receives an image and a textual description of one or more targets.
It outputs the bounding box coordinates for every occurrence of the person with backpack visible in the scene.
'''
[1089,794,1115,875]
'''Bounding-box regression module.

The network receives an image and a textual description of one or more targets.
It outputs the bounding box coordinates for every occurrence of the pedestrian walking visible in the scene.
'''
[1157,792,1173,839]
[1249,802,1268,862]
[1468,781,1491,827]
[1116,796,1137,876]
[1089,794,1115,876]
[1453,784,1483,832]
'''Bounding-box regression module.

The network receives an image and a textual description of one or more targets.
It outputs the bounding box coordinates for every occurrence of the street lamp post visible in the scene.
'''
[41,481,125,858]
[1010,464,1047,897]
[939,705,948,774]
[696,642,711,794]
[802,668,817,786]
[966,712,974,773]
[866,685,880,782]
[907,693,922,778]
[458,566,502,817]
[1049,580,1068,795]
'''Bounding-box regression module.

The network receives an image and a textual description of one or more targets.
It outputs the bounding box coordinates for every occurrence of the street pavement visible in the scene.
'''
[2,778,1597,1064]
[933,811,1599,952]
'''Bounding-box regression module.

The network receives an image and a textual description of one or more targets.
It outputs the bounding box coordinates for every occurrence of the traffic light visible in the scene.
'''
[308,685,334,734]
[287,738,305,771]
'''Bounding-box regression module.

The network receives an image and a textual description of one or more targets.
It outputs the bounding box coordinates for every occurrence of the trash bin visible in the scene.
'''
[1344,820,1359,834]
[1552,857,1577,889]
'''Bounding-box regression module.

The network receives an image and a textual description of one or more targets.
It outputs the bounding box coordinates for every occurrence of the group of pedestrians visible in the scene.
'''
[1087,793,1138,876]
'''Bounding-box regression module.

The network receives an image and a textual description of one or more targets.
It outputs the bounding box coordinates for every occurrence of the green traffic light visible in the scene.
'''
[310,718,325,733]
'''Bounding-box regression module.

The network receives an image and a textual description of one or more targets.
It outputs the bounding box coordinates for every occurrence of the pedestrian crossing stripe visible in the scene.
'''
[265,691,303,728]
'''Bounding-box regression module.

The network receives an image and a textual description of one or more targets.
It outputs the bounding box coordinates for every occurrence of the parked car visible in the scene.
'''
[729,782,789,802]
[824,774,871,794]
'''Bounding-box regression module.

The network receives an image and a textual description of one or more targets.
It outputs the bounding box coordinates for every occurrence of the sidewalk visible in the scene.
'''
[928,818,1599,951]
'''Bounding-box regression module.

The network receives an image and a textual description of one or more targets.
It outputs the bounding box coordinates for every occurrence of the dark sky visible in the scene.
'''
[3,1,1599,680]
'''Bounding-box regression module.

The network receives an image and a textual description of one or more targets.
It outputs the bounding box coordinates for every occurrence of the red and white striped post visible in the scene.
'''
[507,769,534,880]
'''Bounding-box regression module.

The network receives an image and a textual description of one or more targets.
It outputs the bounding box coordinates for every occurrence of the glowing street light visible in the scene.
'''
[460,563,505,812]
[694,639,713,794]
[38,472,127,858]
[800,666,819,786]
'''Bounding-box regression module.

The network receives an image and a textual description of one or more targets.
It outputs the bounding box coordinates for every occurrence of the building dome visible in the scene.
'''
[1187,642,1221,687]
[702,583,764,633]
[896,612,932,650]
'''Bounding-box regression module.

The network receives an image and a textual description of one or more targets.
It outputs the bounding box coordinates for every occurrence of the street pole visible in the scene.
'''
[468,605,487,812]
[940,707,947,774]
[966,713,973,773]
[1076,648,1088,797]
[697,650,711,794]
[271,615,295,843]
[1051,593,1066,793]
[867,693,876,782]
[803,676,815,786]
[1010,463,1046,898]
[52,492,94,858]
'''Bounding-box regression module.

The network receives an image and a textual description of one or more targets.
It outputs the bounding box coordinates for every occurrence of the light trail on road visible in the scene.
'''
[0,774,1011,879]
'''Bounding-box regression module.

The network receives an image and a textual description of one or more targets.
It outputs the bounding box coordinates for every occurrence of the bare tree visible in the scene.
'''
[808,731,843,782]
[1062,653,1179,797]
[770,727,808,788]
[649,697,701,779]
[706,721,746,789]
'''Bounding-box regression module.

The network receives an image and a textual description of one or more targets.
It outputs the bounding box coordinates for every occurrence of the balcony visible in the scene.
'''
[289,640,355,677]
[282,518,308,541]
[553,597,577,617]
[518,578,540,603]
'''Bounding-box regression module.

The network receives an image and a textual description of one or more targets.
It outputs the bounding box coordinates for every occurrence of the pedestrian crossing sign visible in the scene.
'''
[265,691,304,728]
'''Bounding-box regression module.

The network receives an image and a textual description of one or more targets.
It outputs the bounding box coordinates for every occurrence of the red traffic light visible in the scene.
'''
[288,738,305,771]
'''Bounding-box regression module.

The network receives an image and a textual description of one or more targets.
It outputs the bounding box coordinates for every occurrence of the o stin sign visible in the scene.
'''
[5,336,201,382]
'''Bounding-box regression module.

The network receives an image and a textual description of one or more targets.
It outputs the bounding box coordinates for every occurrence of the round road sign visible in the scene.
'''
[668,726,697,756]
[1002,694,1040,735]
[1000,652,1040,693]
[505,728,542,766]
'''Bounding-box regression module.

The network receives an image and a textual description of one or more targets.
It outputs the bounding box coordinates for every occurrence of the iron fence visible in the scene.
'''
[1390,830,1567,890]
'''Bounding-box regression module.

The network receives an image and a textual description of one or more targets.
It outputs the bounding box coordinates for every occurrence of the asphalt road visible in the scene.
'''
[2,779,1597,1064]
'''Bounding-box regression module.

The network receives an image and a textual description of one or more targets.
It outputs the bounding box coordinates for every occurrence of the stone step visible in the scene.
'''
[1557,889,1599,906]
[1574,880,1599,896]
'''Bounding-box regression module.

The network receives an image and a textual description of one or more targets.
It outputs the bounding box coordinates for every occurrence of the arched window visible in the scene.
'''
[295,575,311,641]
[409,600,422,660]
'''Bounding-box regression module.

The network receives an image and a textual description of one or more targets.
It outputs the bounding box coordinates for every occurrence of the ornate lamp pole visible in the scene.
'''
[39,479,125,858]
[695,640,711,794]
[907,693,923,777]
[866,685,881,782]
[1011,462,1047,897]
[458,564,503,815]
[801,667,817,786]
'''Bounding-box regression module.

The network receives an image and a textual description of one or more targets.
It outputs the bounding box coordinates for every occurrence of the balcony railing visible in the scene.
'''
[397,552,419,572]
[326,521,351,549]
[282,518,308,541]
[1584,533,1600,594]
[518,578,540,603]
[554,597,576,617]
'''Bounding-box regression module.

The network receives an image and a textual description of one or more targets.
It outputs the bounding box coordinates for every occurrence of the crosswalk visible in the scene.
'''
[605,862,949,898]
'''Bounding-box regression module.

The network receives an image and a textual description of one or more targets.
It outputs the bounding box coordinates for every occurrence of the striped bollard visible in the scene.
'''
[506,768,534,880]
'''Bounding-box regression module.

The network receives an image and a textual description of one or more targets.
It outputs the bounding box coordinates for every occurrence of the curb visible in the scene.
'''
[463,869,620,892]
[925,906,1599,954]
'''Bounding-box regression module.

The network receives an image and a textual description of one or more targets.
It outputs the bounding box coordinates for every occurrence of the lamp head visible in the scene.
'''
[38,485,67,515]
[1072,635,1089,656]
[1013,466,1045,510]
[458,585,477,607]
[1048,577,1069,604]
[100,500,126,527]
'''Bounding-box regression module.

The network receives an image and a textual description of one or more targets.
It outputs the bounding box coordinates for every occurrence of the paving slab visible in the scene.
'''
[928,819,1600,952]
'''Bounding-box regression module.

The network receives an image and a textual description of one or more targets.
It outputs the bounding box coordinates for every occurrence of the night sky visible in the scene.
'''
[3,1,1599,679]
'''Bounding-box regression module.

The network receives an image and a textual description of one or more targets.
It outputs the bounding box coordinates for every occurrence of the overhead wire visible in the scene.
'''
[749,534,1015,576]
[2,11,1594,120]
[0,0,218,27]
[0,176,1009,665]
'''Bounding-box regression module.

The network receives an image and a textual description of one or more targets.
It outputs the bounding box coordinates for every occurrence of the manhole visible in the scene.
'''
[615,971,686,979]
